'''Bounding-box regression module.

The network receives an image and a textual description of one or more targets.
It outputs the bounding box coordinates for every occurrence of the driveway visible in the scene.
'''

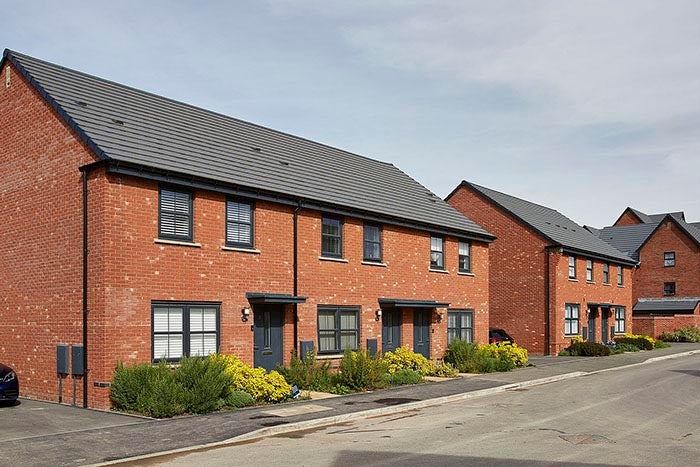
[0,398,146,443]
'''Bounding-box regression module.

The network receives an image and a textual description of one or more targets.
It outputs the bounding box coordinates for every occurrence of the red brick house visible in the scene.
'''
[0,50,494,409]
[447,182,635,355]
[595,208,700,337]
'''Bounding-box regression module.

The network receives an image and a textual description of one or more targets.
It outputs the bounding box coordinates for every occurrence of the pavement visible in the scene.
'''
[2,343,699,467]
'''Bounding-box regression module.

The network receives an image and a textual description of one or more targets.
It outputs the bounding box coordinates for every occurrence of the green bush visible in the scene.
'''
[443,340,516,373]
[210,354,291,403]
[558,349,571,356]
[660,326,700,343]
[110,361,184,418]
[425,360,459,377]
[338,348,389,390]
[276,351,335,392]
[383,346,431,374]
[654,340,671,349]
[381,369,423,386]
[614,336,654,351]
[224,390,255,409]
[175,356,230,414]
[613,343,641,353]
[568,341,611,357]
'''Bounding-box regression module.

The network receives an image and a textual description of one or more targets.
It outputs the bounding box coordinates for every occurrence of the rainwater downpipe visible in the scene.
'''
[81,167,89,408]
[293,201,302,353]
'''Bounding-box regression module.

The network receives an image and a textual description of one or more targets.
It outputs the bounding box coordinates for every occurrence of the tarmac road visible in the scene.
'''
[157,354,700,466]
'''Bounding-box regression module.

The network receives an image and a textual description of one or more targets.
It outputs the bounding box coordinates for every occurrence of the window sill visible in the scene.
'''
[154,238,202,248]
[429,268,449,274]
[316,353,345,360]
[586,281,596,285]
[617,285,625,288]
[458,271,475,276]
[221,246,261,254]
[568,278,578,282]
[319,256,349,263]
[603,283,611,286]
[362,261,387,267]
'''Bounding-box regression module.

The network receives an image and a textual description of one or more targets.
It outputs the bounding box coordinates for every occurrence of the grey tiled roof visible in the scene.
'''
[3,49,493,240]
[628,208,652,223]
[634,298,700,314]
[459,182,636,264]
[648,211,685,223]
[597,224,659,261]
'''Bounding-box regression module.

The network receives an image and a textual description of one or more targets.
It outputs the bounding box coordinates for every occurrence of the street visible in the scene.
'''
[155,355,700,466]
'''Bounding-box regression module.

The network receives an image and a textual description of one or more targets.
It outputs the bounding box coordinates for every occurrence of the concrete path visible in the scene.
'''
[1,343,698,467]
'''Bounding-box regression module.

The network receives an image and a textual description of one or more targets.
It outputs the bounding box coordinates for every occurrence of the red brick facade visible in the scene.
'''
[448,184,633,355]
[1,61,489,409]
[613,209,644,226]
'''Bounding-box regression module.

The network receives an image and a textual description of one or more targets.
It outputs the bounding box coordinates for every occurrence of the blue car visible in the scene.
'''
[0,363,19,404]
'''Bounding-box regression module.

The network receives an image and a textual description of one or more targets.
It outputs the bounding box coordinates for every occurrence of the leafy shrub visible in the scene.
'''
[613,343,641,353]
[660,326,700,343]
[276,351,335,392]
[209,354,291,403]
[424,360,459,377]
[443,340,517,373]
[479,343,529,367]
[615,333,656,350]
[110,361,184,418]
[338,348,389,390]
[175,356,230,414]
[654,340,671,349]
[570,335,584,344]
[381,369,423,386]
[567,341,611,357]
[224,390,255,409]
[558,349,571,356]
[384,346,432,374]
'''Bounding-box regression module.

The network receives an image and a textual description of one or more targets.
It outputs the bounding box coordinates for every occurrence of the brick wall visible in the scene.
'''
[633,310,700,339]
[0,61,97,405]
[448,184,633,355]
[635,221,700,302]
[613,210,643,226]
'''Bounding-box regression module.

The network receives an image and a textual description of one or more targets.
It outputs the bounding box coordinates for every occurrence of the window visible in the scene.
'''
[317,306,359,354]
[565,304,580,336]
[321,215,343,257]
[159,187,192,241]
[447,310,473,344]
[226,199,254,248]
[603,263,610,284]
[615,307,626,334]
[568,256,576,279]
[458,241,471,273]
[617,266,624,286]
[586,260,593,282]
[664,282,676,296]
[152,302,219,362]
[430,235,444,269]
[664,252,676,267]
[363,223,382,262]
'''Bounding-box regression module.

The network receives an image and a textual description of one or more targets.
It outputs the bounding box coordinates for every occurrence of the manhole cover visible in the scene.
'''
[560,434,615,445]
[373,398,420,406]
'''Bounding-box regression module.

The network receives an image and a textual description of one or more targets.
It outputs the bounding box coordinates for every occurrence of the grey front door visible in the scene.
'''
[587,308,596,342]
[601,309,609,343]
[253,305,284,371]
[413,309,430,359]
[382,309,402,354]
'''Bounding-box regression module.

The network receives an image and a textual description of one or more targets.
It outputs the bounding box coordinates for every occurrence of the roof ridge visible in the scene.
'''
[467,181,562,215]
[5,49,394,168]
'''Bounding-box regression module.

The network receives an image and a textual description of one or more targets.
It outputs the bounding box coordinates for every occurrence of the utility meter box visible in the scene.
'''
[71,344,84,376]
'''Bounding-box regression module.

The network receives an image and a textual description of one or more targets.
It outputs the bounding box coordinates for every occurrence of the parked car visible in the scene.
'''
[0,363,19,404]
[489,328,514,345]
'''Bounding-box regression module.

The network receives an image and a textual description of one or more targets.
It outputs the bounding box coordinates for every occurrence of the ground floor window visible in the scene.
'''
[447,309,473,344]
[152,302,220,362]
[317,306,360,354]
[565,303,580,336]
[615,307,626,334]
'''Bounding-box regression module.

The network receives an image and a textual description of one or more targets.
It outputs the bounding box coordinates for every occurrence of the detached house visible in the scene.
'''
[0,50,494,409]
[594,208,700,337]
[447,182,635,355]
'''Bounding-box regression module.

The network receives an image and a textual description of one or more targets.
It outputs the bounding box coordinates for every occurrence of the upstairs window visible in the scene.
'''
[586,260,593,282]
[458,241,471,273]
[568,256,577,279]
[321,215,343,258]
[664,252,676,267]
[363,223,382,262]
[617,265,624,286]
[603,263,610,284]
[226,199,254,248]
[430,235,445,270]
[159,187,192,241]
[664,282,676,296]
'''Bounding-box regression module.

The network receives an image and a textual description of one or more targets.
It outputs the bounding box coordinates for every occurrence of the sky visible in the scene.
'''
[2,0,699,227]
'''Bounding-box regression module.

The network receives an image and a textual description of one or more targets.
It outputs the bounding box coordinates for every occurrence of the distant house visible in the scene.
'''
[447,182,635,355]
[594,208,700,337]
[0,49,494,409]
